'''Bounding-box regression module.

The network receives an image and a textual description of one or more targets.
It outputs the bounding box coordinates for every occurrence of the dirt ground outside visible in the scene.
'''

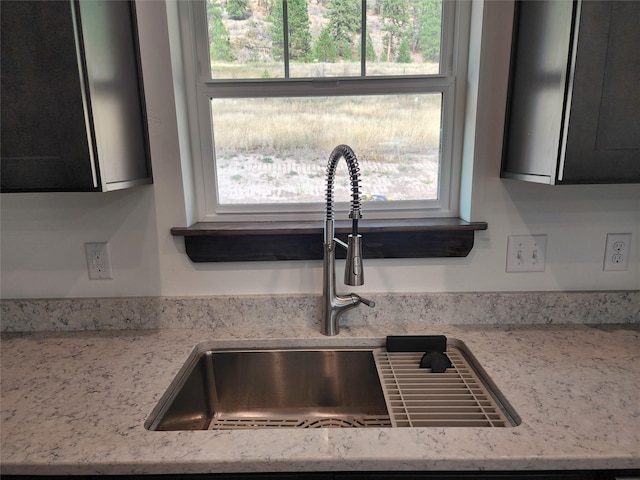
[216,147,440,205]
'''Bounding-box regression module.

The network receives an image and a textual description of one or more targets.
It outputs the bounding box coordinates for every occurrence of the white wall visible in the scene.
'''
[1,1,638,300]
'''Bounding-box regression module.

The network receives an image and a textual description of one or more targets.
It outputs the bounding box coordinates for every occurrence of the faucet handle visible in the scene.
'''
[352,294,375,308]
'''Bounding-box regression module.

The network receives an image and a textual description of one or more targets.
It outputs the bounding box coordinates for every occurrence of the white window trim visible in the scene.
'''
[176,0,471,223]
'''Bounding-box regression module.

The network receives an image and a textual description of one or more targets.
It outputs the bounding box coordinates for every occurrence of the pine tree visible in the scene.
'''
[327,0,361,58]
[340,38,354,61]
[268,1,285,60]
[365,33,377,62]
[314,27,338,63]
[268,0,312,61]
[380,0,410,61]
[226,0,248,20]
[288,0,312,61]
[397,38,412,63]
[207,1,235,62]
[417,0,442,62]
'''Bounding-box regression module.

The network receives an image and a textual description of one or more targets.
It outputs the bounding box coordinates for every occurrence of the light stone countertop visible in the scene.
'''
[1,323,639,476]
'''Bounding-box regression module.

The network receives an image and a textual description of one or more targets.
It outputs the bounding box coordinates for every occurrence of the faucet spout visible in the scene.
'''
[321,145,375,336]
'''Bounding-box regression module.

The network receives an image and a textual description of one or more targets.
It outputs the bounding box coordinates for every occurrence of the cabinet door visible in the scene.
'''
[0,0,98,191]
[77,0,151,189]
[501,0,575,184]
[560,1,640,183]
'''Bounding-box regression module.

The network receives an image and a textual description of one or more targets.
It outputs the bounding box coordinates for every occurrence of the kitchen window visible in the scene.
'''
[179,0,470,222]
[172,0,485,261]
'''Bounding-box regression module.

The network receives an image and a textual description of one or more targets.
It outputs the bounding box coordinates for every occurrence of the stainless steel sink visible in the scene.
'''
[145,349,391,430]
[146,343,519,431]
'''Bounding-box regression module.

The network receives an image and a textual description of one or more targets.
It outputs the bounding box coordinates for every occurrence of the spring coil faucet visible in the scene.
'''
[322,145,375,336]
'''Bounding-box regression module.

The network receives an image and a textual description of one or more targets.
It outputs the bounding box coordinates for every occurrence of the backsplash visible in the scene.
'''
[1,291,638,332]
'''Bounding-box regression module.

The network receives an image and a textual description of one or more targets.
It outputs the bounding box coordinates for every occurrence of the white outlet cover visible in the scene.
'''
[506,235,548,273]
[84,242,113,279]
[603,233,631,271]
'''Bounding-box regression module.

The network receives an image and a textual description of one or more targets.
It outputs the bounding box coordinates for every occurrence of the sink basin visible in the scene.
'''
[146,349,390,430]
[146,342,519,430]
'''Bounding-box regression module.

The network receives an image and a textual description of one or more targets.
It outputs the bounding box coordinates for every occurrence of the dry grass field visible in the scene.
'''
[213,95,441,205]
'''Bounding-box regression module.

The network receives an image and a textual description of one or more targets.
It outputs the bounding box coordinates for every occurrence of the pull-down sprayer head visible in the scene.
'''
[344,233,364,286]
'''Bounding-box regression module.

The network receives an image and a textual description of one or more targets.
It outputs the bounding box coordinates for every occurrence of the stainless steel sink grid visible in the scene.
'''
[208,416,392,429]
[145,343,518,431]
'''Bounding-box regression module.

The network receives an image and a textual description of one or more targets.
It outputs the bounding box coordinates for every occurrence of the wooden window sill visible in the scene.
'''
[171,218,487,262]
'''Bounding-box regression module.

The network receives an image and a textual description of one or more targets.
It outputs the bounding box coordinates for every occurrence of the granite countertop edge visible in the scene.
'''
[1,323,639,475]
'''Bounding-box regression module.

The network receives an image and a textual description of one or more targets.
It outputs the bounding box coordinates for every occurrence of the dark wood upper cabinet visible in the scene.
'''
[1,0,152,192]
[501,0,640,185]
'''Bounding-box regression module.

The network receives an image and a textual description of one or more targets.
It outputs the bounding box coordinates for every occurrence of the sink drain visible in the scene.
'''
[303,417,392,428]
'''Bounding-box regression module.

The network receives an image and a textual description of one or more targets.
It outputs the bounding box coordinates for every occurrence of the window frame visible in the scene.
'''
[179,0,471,223]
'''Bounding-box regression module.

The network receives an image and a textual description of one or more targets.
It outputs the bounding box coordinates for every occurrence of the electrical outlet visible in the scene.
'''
[506,235,547,272]
[85,242,113,279]
[603,233,631,271]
